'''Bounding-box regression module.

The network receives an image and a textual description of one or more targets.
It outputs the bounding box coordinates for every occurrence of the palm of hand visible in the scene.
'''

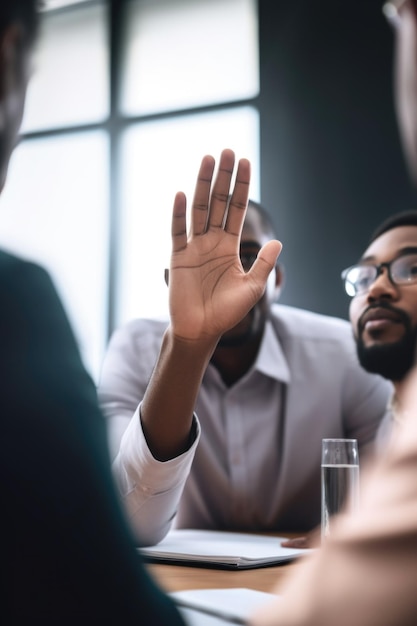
[167,149,281,344]
[169,230,262,342]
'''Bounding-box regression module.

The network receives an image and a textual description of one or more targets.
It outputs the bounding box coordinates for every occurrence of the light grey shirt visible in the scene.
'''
[98,304,393,546]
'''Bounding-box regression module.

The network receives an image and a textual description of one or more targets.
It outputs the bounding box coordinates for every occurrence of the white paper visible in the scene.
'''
[179,607,235,626]
[172,588,280,625]
[139,529,310,569]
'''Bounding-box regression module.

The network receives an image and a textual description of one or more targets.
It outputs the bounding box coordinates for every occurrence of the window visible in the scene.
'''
[117,106,259,324]
[0,0,260,381]
[120,0,259,115]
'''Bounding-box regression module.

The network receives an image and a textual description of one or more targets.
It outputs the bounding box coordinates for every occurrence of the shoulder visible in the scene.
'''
[106,317,169,364]
[0,250,84,368]
[101,317,170,386]
[0,249,51,286]
[0,250,63,320]
[270,304,392,399]
[269,304,360,368]
[0,251,95,402]
[270,303,352,343]
[111,317,169,345]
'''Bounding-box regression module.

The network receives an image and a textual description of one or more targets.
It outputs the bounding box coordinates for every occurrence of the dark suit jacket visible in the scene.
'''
[0,250,184,623]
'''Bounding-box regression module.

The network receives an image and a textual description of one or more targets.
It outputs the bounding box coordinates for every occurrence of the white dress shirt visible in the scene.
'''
[98,304,393,546]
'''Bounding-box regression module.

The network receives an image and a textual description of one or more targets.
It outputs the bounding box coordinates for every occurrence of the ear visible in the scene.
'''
[0,23,27,100]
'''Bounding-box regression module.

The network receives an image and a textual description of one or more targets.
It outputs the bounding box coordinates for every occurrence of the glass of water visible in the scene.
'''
[321,438,359,540]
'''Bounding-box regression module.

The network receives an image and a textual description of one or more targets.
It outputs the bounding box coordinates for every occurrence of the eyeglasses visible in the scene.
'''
[382,0,410,27]
[341,253,417,297]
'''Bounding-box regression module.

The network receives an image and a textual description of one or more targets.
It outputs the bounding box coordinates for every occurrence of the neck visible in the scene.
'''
[393,378,407,407]
[391,380,410,425]
[210,332,263,387]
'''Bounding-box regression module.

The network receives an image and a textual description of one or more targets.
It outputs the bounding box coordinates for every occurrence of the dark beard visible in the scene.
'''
[217,326,257,348]
[356,321,417,383]
[217,308,264,348]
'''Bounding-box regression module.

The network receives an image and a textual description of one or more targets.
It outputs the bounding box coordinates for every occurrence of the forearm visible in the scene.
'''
[113,408,199,545]
[141,326,217,460]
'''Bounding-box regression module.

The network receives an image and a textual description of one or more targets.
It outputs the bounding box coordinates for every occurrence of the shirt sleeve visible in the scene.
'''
[113,405,200,546]
[98,320,201,545]
[98,321,158,461]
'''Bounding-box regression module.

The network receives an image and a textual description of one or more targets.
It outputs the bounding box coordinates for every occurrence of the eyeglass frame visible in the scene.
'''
[341,251,417,297]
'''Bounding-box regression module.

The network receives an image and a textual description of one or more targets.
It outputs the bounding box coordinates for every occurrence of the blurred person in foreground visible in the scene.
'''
[250,1,417,624]
[99,198,392,548]
[1,1,282,620]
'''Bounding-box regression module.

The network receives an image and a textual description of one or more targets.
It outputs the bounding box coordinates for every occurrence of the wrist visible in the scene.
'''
[163,325,219,365]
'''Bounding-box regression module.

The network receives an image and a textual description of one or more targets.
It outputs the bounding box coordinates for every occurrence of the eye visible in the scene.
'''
[348,266,375,293]
[356,276,372,291]
[408,257,417,275]
[394,255,417,281]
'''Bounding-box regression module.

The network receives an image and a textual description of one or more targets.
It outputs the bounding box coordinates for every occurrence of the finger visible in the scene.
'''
[224,158,251,237]
[248,240,283,283]
[206,148,235,230]
[171,191,187,253]
[191,155,215,236]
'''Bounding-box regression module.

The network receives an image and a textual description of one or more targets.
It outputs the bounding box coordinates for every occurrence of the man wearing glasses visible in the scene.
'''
[344,210,417,444]
[251,2,417,624]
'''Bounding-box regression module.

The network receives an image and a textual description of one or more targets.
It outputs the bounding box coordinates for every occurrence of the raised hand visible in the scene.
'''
[168,148,282,344]
[141,149,281,461]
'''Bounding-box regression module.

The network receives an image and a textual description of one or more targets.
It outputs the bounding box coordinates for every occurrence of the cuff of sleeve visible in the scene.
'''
[113,404,200,496]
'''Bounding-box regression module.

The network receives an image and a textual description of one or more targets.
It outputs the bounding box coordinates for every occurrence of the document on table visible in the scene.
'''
[171,588,280,625]
[139,529,310,569]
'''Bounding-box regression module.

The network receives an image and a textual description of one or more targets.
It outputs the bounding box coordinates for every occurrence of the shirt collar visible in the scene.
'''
[254,320,291,383]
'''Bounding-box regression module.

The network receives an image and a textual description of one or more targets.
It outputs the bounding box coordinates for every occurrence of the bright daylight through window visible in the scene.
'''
[0,0,260,381]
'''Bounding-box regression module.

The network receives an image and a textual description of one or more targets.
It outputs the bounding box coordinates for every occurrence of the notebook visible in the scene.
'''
[139,529,310,570]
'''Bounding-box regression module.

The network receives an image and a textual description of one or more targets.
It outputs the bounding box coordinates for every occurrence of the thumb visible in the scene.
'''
[249,239,282,284]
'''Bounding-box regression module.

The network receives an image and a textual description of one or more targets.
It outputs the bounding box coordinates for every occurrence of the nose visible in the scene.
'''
[366,266,399,301]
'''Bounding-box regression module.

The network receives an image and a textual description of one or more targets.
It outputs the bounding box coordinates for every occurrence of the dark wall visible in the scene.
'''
[258,0,417,321]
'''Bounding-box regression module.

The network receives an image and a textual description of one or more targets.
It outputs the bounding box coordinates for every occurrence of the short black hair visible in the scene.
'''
[369,210,417,244]
[247,199,277,239]
[0,0,40,45]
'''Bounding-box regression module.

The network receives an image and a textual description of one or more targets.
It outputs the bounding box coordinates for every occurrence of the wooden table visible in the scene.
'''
[146,533,304,595]
[147,559,301,594]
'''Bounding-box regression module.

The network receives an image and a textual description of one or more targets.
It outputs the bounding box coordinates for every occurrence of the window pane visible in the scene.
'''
[121,0,259,116]
[0,133,109,381]
[22,2,109,132]
[116,106,259,327]
[42,1,92,9]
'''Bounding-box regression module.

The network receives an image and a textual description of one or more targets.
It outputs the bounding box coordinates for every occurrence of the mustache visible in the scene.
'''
[358,302,411,334]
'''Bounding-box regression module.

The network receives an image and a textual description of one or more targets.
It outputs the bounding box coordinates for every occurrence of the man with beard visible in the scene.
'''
[250,1,417,624]
[99,198,392,547]
[344,209,417,443]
